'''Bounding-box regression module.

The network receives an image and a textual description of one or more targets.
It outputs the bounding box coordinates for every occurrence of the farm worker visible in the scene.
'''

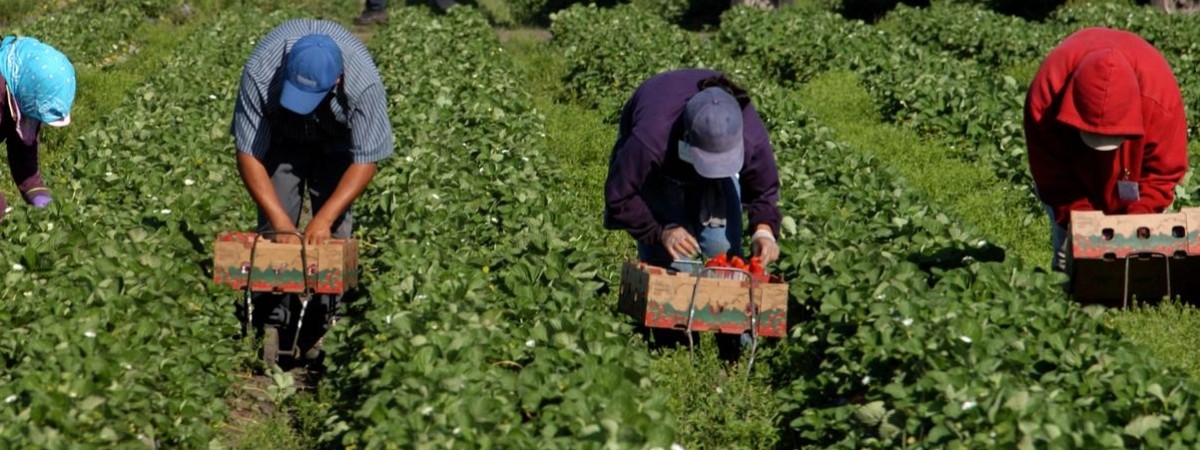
[354,0,457,25]
[232,20,393,362]
[0,36,75,221]
[604,69,781,360]
[1025,27,1187,272]
[605,69,781,268]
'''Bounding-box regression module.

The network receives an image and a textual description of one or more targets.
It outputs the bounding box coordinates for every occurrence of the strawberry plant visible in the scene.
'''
[551,3,737,122]
[315,7,675,448]
[9,2,1200,449]
[0,7,314,447]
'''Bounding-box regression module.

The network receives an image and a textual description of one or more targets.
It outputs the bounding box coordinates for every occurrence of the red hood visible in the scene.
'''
[1056,48,1144,138]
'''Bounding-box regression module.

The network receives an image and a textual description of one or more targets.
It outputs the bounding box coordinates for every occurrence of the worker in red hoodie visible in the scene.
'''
[1025,27,1188,272]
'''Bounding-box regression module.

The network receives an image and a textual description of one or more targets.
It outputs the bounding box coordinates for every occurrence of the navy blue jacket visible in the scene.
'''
[603,69,782,246]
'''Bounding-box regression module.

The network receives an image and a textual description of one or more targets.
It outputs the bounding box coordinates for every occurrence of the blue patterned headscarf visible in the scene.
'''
[0,36,75,125]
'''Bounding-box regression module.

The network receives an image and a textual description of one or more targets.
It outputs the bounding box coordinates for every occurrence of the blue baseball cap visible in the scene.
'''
[681,87,744,179]
[280,34,343,115]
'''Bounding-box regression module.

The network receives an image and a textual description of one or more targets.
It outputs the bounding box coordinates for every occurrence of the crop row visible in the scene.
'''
[720,2,1200,217]
[315,7,675,448]
[0,7,310,447]
[551,4,1200,448]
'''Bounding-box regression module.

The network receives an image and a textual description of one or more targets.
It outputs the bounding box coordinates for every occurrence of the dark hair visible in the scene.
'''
[697,74,751,109]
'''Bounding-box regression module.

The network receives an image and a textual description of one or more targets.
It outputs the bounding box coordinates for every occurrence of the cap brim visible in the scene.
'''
[280,80,329,115]
[1080,130,1123,152]
[689,139,745,179]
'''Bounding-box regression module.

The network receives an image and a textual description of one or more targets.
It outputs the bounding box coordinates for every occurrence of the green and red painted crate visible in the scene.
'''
[1069,207,1200,307]
[212,231,359,295]
[618,261,789,338]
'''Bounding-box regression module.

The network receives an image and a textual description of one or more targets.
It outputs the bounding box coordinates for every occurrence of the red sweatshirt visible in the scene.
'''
[1025,27,1188,227]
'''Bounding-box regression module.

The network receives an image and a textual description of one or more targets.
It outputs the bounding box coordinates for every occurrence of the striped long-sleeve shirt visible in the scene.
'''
[232,19,393,164]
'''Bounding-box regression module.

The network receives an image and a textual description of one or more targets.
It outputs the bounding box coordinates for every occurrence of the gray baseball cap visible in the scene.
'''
[681,87,744,179]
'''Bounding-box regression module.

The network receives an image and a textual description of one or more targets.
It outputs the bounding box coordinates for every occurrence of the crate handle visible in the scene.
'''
[681,260,762,378]
[241,231,314,341]
[1123,251,1170,308]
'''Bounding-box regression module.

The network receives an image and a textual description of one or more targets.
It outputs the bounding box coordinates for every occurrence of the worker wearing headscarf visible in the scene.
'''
[0,36,76,221]
[1025,28,1187,272]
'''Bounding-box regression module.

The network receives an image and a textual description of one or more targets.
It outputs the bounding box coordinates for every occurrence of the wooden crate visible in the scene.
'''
[617,261,789,337]
[212,232,359,295]
[1069,208,1200,307]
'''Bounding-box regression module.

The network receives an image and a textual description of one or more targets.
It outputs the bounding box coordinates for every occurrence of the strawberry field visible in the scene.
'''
[7,0,1200,448]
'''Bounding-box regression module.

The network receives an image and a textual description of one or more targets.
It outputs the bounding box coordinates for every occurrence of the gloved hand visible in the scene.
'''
[751,229,780,265]
[662,225,699,261]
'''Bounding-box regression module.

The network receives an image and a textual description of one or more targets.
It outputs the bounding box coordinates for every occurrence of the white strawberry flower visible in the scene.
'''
[959,336,973,344]
[11,263,23,271]
[184,178,195,186]
[4,395,16,403]
[962,400,977,410]
[160,209,171,215]
[84,331,96,338]
[902,318,914,327]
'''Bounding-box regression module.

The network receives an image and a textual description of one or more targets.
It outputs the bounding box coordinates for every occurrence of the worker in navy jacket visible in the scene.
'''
[604,69,782,269]
[604,69,782,361]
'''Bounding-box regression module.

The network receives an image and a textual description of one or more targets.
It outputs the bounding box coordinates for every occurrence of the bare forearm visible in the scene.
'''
[236,151,293,230]
[313,163,377,223]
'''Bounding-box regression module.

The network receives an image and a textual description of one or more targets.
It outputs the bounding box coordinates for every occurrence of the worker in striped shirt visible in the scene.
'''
[231,19,393,362]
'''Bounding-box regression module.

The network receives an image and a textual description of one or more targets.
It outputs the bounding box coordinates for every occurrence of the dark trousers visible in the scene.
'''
[252,141,353,332]
[365,0,386,11]
[365,0,455,12]
[1,139,47,213]
[636,175,747,361]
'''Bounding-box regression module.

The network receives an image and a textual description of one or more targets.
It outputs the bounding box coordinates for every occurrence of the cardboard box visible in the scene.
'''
[212,232,359,295]
[1069,208,1200,307]
[618,261,789,338]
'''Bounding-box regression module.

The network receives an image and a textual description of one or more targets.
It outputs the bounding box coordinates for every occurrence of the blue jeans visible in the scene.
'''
[635,174,747,361]
[637,175,743,270]
[1041,203,1069,273]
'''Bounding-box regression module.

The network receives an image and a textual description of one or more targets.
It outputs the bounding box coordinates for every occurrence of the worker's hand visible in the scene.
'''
[270,228,301,245]
[304,217,333,246]
[662,225,699,261]
[751,229,779,265]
